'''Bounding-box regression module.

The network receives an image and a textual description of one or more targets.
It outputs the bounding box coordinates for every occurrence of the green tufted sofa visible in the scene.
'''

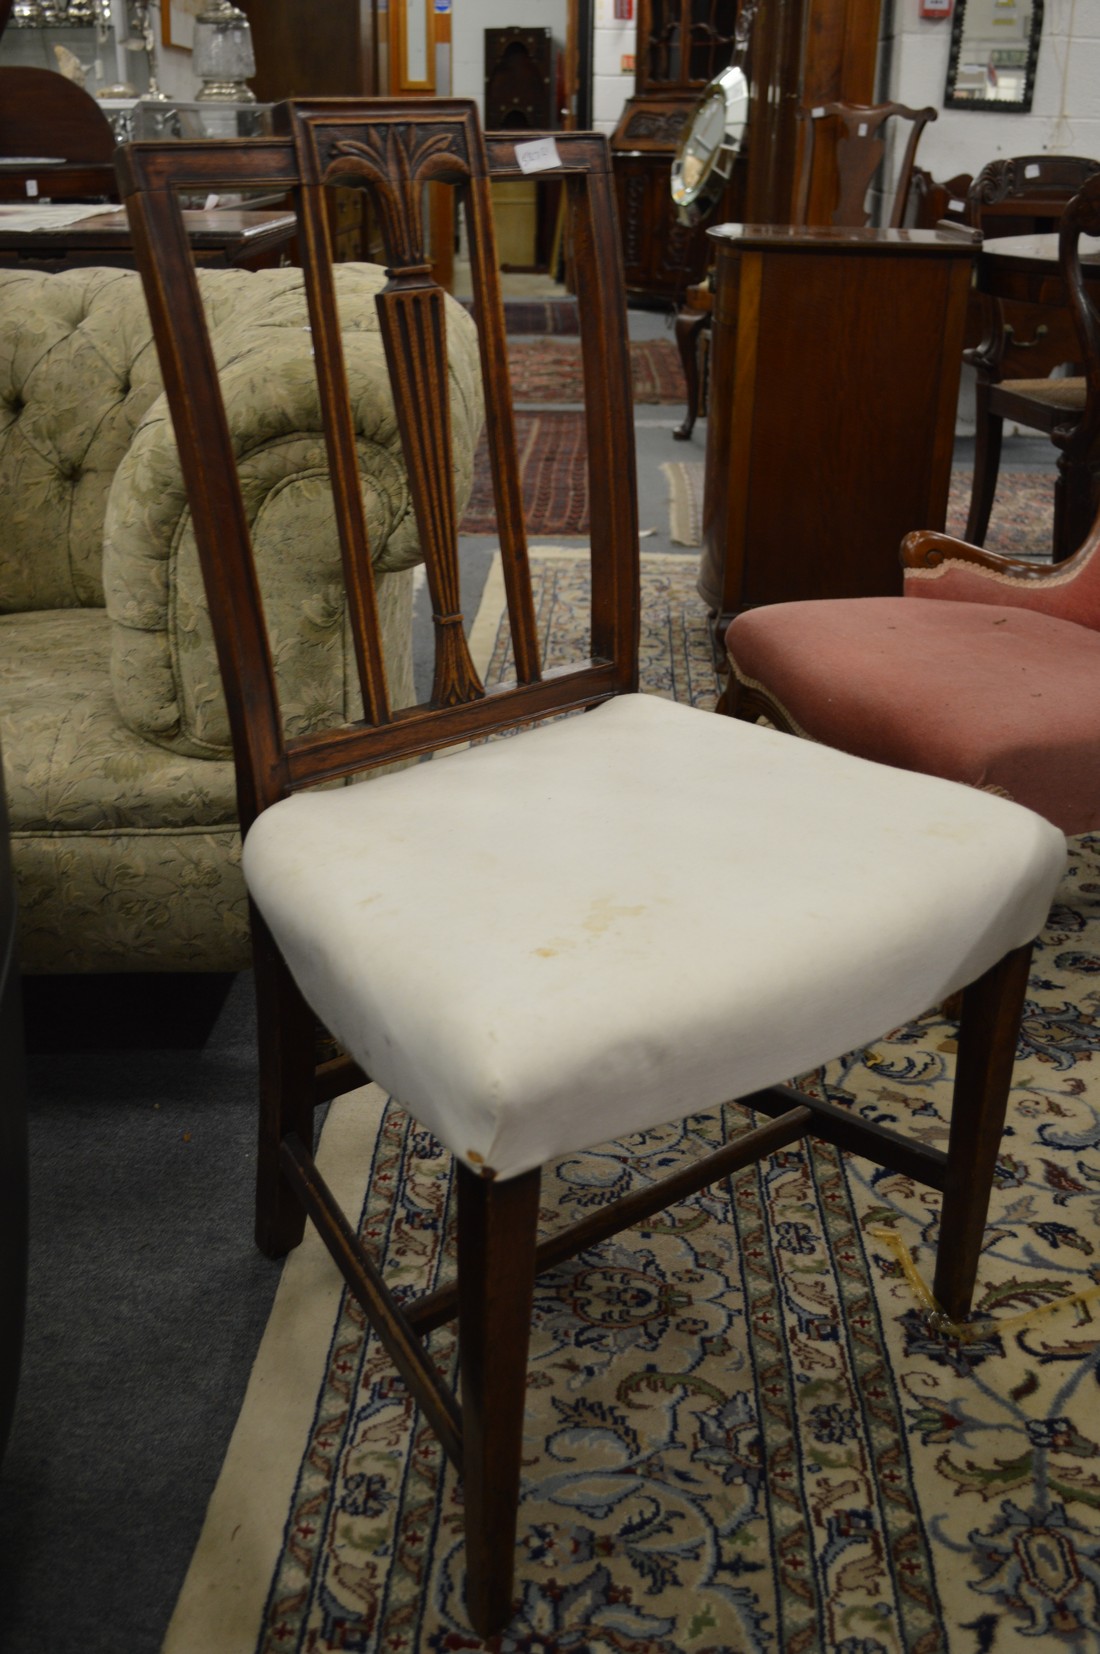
[0,264,483,974]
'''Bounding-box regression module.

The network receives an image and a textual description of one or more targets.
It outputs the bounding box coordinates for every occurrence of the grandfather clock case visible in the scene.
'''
[610,0,738,303]
[611,0,883,303]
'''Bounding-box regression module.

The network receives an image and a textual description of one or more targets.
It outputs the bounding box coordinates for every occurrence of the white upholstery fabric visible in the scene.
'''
[243,694,1067,1182]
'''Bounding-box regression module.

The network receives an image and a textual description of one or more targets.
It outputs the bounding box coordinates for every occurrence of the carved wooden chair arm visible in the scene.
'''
[900,529,1050,578]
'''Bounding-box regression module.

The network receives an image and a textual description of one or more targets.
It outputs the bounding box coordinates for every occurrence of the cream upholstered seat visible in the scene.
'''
[246,691,1064,1182]
[121,100,1067,1638]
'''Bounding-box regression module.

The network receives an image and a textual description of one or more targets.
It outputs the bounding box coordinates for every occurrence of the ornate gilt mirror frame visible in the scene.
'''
[945,0,1044,114]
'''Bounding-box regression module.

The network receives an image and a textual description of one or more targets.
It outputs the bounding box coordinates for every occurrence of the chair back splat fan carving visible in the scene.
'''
[118,100,1067,1638]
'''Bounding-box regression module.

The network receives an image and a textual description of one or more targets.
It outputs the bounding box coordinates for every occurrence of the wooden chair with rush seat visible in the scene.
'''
[962,154,1100,561]
[119,98,1066,1637]
[723,171,1100,839]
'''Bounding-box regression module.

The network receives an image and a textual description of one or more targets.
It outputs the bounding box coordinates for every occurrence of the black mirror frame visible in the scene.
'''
[944,0,1044,115]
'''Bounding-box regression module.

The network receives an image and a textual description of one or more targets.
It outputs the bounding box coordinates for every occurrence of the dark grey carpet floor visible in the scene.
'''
[0,972,281,1654]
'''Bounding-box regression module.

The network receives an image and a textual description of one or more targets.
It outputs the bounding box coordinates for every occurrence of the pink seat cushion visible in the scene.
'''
[725,597,1100,836]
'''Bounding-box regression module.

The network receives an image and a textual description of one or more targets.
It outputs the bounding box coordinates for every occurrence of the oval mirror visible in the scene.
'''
[670,63,749,227]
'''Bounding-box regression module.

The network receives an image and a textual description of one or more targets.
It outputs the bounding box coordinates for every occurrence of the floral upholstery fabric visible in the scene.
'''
[0,267,165,612]
[104,264,482,757]
[0,264,481,972]
[1,609,245,971]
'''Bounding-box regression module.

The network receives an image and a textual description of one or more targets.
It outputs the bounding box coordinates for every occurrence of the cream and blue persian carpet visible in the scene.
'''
[164,553,1100,1654]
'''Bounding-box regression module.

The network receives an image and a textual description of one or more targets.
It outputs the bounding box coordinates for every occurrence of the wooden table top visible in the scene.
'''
[0,206,297,269]
[980,231,1100,275]
[707,223,982,258]
[0,205,292,247]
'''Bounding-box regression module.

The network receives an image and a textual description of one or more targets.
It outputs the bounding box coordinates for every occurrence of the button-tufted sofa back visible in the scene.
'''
[0,267,165,611]
[0,264,483,759]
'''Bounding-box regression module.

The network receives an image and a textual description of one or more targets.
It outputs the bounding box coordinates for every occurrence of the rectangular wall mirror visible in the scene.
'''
[945,0,1043,113]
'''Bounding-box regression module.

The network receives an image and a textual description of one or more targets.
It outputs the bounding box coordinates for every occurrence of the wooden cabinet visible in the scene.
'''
[614,149,719,298]
[698,225,977,633]
[739,0,881,226]
[237,0,380,262]
[236,0,377,101]
[610,0,738,302]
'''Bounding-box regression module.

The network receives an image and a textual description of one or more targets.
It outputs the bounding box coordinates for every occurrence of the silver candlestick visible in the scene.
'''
[125,0,167,98]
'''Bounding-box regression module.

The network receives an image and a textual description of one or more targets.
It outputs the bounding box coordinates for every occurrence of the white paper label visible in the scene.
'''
[25,179,37,198]
[1025,163,1040,178]
[949,197,965,212]
[858,122,869,136]
[811,106,826,118]
[515,137,562,175]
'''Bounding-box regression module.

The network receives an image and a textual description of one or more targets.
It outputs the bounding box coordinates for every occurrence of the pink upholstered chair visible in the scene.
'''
[724,521,1100,834]
[723,171,1100,837]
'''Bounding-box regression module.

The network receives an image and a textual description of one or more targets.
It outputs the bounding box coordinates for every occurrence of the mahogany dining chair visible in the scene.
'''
[119,99,1066,1636]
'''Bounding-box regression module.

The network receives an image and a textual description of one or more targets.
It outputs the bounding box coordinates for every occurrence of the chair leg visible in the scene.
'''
[1053,450,1097,562]
[673,309,709,442]
[252,906,317,1259]
[457,1161,541,1637]
[933,943,1033,1323]
[965,387,1004,548]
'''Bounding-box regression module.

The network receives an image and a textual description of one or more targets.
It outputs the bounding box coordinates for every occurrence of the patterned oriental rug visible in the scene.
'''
[164,552,1100,1654]
[663,463,1059,562]
[460,413,589,537]
[506,339,685,406]
[497,299,582,336]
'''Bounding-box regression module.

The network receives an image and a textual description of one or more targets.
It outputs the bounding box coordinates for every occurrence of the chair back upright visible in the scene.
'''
[1056,172,1100,516]
[966,154,1100,236]
[793,100,937,230]
[116,101,640,834]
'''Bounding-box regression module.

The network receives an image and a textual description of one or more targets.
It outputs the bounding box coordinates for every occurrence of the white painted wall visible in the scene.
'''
[591,0,634,134]
[883,0,1100,185]
[451,0,567,120]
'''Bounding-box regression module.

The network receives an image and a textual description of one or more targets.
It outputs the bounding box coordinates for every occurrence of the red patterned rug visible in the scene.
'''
[500,299,580,335]
[507,338,684,405]
[460,411,589,536]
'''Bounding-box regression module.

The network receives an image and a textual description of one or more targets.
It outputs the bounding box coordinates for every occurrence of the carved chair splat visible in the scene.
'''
[119,99,1066,1638]
[793,98,938,230]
